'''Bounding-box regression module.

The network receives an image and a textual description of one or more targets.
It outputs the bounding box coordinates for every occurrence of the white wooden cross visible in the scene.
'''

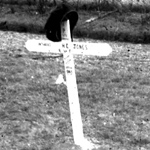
[25,20,112,149]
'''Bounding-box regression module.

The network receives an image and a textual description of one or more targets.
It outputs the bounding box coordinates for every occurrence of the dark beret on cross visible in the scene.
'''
[44,3,78,42]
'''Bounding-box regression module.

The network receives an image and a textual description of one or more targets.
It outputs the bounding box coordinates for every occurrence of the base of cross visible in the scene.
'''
[52,139,99,150]
[52,143,82,150]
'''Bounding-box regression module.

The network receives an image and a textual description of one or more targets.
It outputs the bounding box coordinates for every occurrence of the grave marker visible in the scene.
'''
[25,20,112,149]
[26,40,112,56]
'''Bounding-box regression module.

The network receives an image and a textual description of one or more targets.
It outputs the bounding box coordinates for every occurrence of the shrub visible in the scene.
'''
[37,0,47,14]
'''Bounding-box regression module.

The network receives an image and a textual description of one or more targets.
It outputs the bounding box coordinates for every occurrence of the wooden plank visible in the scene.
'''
[25,40,112,57]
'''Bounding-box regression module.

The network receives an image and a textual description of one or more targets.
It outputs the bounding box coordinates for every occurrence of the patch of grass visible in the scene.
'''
[0,50,71,150]
[0,37,150,150]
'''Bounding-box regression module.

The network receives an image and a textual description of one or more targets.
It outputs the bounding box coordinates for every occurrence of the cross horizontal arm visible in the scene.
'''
[25,39,112,57]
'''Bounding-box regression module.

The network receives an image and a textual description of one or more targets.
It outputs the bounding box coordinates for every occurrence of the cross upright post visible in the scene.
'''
[60,19,85,147]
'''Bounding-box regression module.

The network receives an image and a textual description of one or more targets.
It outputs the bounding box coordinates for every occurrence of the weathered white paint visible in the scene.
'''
[25,39,112,57]
[61,20,85,146]
[25,19,112,149]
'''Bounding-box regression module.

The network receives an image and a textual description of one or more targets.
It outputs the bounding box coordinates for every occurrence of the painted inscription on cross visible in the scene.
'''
[25,20,112,149]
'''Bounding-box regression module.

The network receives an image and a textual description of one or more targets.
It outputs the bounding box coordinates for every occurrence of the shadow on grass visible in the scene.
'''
[0,20,150,44]
[74,28,150,44]
[0,22,44,34]
[0,3,150,44]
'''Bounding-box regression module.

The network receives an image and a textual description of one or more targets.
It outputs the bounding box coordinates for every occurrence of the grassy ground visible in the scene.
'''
[0,4,150,43]
[0,31,150,150]
[0,2,150,150]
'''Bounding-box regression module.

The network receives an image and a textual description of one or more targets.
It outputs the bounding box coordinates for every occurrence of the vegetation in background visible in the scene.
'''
[0,0,150,43]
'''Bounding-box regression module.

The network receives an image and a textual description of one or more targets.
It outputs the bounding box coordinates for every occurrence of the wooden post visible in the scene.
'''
[61,20,85,146]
